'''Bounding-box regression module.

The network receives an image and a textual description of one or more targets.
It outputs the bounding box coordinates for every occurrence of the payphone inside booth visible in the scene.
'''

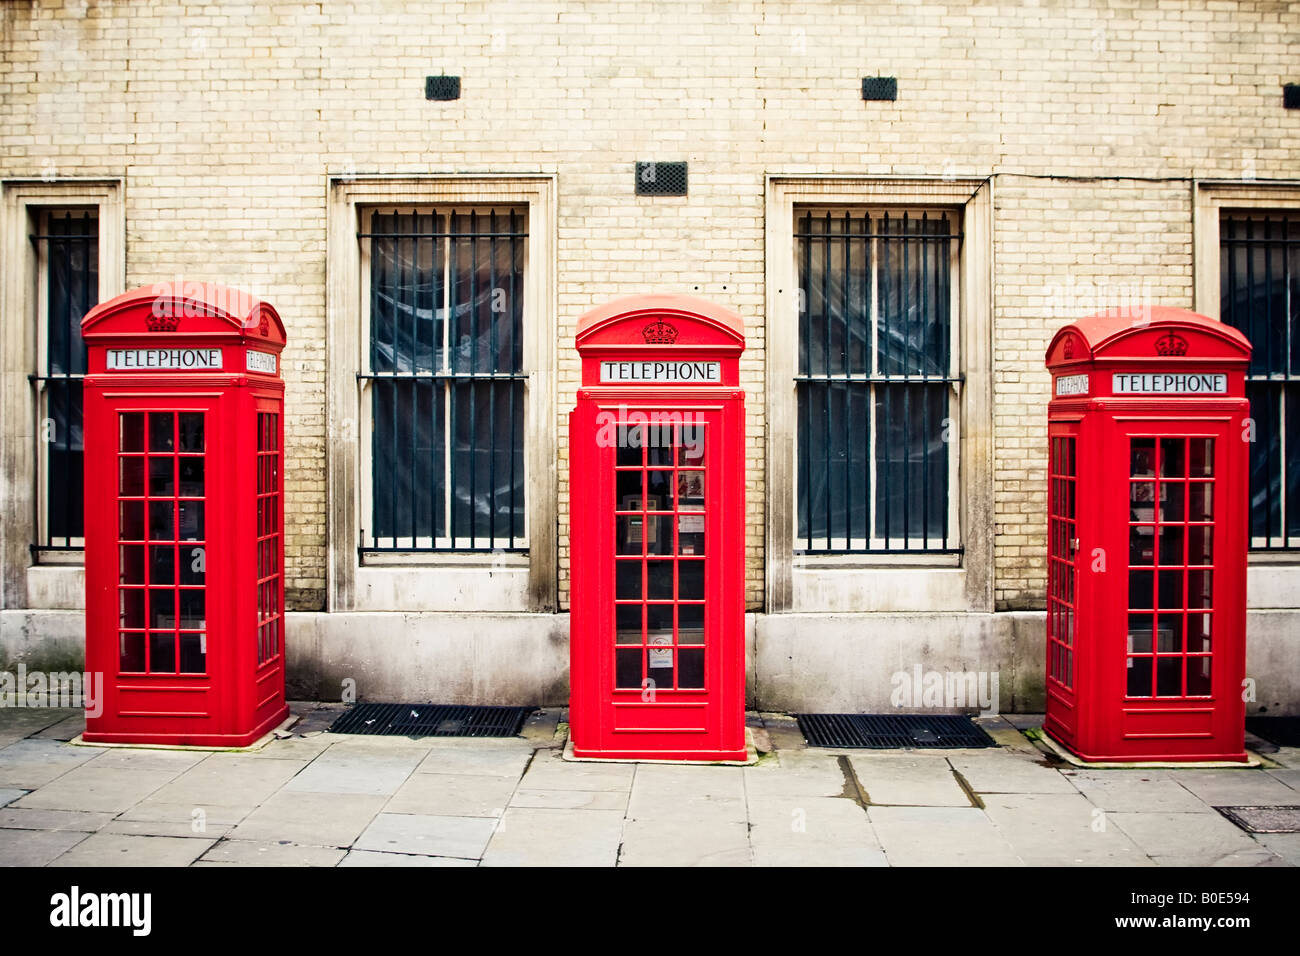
[570,295,746,761]
[80,283,288,747]
[1044,306,1251,763]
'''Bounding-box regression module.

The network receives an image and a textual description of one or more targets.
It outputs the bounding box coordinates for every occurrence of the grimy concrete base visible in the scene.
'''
[67,714,297,754]
[1039,728,1264,770]
[561,728,760,766]
[5,606,1300,716]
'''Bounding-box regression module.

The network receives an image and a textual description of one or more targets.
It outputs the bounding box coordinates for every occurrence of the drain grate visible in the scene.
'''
[1217,805,1300,834]
[1245,716,1300,748]
[795,713,996,749]
[327,703,534,738]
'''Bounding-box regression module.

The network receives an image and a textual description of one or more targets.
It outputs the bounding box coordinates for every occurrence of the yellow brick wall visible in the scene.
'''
[2,0,1297,612]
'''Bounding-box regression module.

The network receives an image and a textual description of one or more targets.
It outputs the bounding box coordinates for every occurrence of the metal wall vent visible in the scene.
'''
[861,76,898,101]
[1285,84,1300,110]
[635,161,688,196]
[426,75,461,101]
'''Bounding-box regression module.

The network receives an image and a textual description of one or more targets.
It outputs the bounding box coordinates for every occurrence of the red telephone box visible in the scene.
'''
[80,283,288,746]
[1043,306,1251,762]
[570,295,746,761]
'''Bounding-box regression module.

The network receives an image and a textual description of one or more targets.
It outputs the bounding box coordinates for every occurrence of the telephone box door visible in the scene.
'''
[1045,419,1081,745]
[1113,421,1245,747]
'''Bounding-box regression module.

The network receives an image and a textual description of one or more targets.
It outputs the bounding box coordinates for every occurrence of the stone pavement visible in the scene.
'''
[0,704,1297,867]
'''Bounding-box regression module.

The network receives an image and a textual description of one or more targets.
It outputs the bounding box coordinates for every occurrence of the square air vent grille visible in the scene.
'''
[862,76,898,101]
[425,75,461,100]
[635,161,688,196]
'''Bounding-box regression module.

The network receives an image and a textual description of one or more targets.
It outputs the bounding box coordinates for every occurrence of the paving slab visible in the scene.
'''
[742,751,846,799]
[508,788,629,810]
[49,832,215,867]
[522,751,635,792]
[102,818,235,840]
[339,849,477,867]
[33,714,86,741]
[982,792,1153,866]
[848,753,972,807]
[631,764,746,803]
[414,744,533,778]
[1165,769,1300,806]
[229,791,387,847]
[1268,746,1300,770]
[244,735,337,760]
[759,713,807,751]
[0,827,90,866]
[83,747,207,774]
[385,772,518,817]
[868,805,1023,866]
[146,754,307,808]
[116,801,251,833]
[0,789,23,807]
[197,840,346,867]
[0,707,80,744]
[1267,768,1300,792]
[1250,833,1300,866]
[1064,769,1215,813]
[481,808,625,866]
[748,795,886,867]
[1108,811,1283,866]
[13,766,178,813]
[284,744,425,796]
[0,738,100,788]
[353,812,497,859]
[948,750,1078,794]
[0,807,114,831]
[619,814,752,867]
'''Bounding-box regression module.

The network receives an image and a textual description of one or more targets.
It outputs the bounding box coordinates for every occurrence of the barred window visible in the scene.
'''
[34,209,98,552]
[1220,211,1299,550]
[795,208,961,553]
[359,207,526,552]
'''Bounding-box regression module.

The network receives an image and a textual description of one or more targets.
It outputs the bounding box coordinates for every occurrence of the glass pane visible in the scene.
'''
[1188,525,1213,566]
[120,632,145,672]
[646,603,673,632]
[119,501,145,540]
[119,589,145,629]
[1157,570,1183,608]
[615,649,642,689]
[1187,613,1212,654]
[646,633,673,681]
[148,501,173,540]
[120,413,144,452]
[149,633,176,673]
[679,648,704,688]
[178,457,204,497]
[873,382,948,544]
[1188,482,1213,521]
[180,546,205,585]
[677,471,704,507]
[149,589,175,629]
[1130,438,1155,477]
[148,457,174,497]
[149,545,174,584]
[1187,657,1212,696]
[877,213,950,377]
[149,413,174,452]
[1156,656,1183,697]
[178,413,204,452]
[370,378,443,543]
[645,515,673,555]
[617,426,644,466]
[616,469,642,504]
[1157,614,1183,653]
[1188,438,1213,477]
[1188,569,1212,609]
[1129,569,1154,609]
[615,604,642,644]
[45,213,96,377]
[1127,614,1153,653]
[1161,483,1185,523]
[1158,525,1185,565]
[677,423,705,466]
[178,501,204,541]
[679,560,704,601]
[1159,438,1186,477]
[678,602,704,638]
[1127,657,1153,697]
[615,560,641,600]
[647,561,673,600]
[798,381,871,547]
[180,590,205,630]
[119,545,144,583]
[1129,524,1154,565]
[119,457,144,496]
[179,633,205,674]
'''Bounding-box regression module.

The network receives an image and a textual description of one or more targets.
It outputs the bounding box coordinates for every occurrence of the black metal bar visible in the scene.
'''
[356,231,528,239]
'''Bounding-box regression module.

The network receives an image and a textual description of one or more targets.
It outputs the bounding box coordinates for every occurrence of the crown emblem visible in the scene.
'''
[146,308,181,333]
[642,319,678,344]
[1155,331,1188,356]
[1062,334,1075,359]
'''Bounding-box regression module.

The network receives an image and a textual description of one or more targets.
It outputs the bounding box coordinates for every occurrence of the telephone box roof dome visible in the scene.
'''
[1047,306,1250,364]
[81,281,285,343]
[575,294,744,345]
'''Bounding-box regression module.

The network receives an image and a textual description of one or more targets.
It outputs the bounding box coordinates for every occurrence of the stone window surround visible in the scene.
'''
[325,175,557,613]
[1193,180,1300,609]
[764,176,994,614]
[0,179,124,612]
